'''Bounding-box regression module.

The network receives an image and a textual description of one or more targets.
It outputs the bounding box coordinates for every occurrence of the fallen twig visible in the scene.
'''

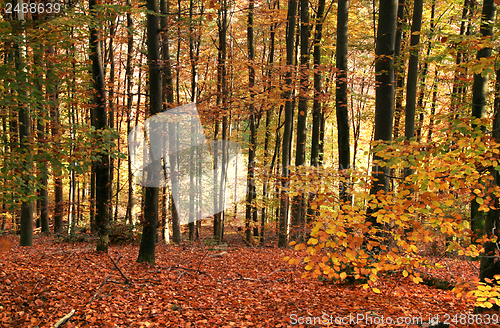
[171,266,209,276]
[108,253,130,284]
[197,249,210,272]
[87,255,123,305]
[261,269,292,281]
[176,271,187,283]
[236,272,257,281]
[54,309,75,328]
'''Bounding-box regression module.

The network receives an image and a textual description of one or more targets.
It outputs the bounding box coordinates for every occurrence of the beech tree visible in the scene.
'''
[15,0,33,247]
[403,0,423,178]
[137,0,162,264]
[278,0,298,248]
[336,0,350,200]
[89,0,110,252]
[370,0,398,197]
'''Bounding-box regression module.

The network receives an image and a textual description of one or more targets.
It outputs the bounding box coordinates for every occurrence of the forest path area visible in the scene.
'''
[0,235,492,327]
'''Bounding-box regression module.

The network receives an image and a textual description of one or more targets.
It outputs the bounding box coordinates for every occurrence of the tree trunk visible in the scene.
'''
[138,0,162,264]
[290,0,309,241]
[214,0,229,243]
[35,48,49,234]
[279,0,297,247]
[161,0,181,244]
[393,0,406,140]
[415,1,436,142]
[477,1,498,311]
[471,0,496,245]
[403,0,423,178]
[15,10,33,246]
[427,68,439,143]
[90,0,110,252]
[311,0,325,168]
[261,0,278,244]
[368,0,398,226]
[245,0,257,243]
[125,0,134,225]
[336,0,350,201]
[472,0,496,121]
[188,0,201,241]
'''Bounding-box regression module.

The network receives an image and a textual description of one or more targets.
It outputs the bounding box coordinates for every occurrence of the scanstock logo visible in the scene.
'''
[128,103,247,224]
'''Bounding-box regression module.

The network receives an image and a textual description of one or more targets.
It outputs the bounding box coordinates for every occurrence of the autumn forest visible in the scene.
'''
[2,0,500,326]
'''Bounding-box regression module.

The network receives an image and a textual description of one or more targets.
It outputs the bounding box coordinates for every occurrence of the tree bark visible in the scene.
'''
[471,0,496,121]
[13,0,33,246]
[403,0,423,178]
[477,1,498,312]
[125,0,134,225]
[311,0,325,168]
[336,0,350,201]
[245,0,257,243]
[138,0,162,264]
[161,0,181,244]
[90,0,110,252]
[279,0,297,247]
[393,0,406,140]
[368,0,398,227]
[471,0,496,244]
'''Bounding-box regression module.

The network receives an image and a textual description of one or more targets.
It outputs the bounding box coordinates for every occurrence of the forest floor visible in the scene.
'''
[0,230,497,328]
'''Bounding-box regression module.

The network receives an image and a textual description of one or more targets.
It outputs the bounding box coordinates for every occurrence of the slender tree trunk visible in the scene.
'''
[368,0,398,227]
[416,1,436,142]
[452,0,471,115]
[476,2,498,310]
[188,0,202,241]
[393,0,406,139]
[138,0,162,264]
[107,22,116,221]
[427,68,439,143]
[471,0,496,245]
[15,8,33,246]
[125,0,134,225]
[472,0,496,121]
[290,0,309,241]
[278,0,297,247]
[336,0,350,201]
[46,45,64,234]
[90,0,111,252]
[161,0,181,244]
[261,0,278,244]
[403,0,423,178]
[35,49,49,233]
[311,0,325,168]
[214,0,228,243]
[245,0,257,243]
